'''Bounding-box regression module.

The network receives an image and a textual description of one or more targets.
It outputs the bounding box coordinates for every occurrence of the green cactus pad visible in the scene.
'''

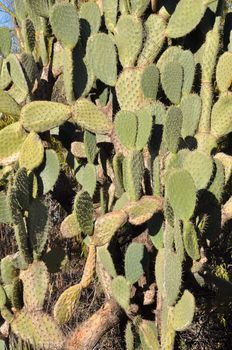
[0,89,21,117]
[60,213,81,239]
[7,54,28,94]
[112,276,131,310]
[103,0,118,32]
[183,221,200,260]
[123,151,144,201]
[216,52,232,93]
[97,246,117,278]
[20,261,49,311]
[22,18,35,54]
[139,320,160,350]
[178,49,195,95]
[125,196,163,225]
[54,283,82,325]
[164,249,182,306]
[0,122,27,166]
[19,132,44,171]
[28,198,49,258]
[209,159,225,202]
[138,14,166,66]
[20,53,38,91]
[1,255,18,284]
[72,98,112,134]
[136,105,153,150]
[211,95,232,139]
[74,191,93,236]
[114,110,138,150]
[141,64,159,100]
[80,2,101,39]
[167,0,206,38]
[115,14,143,68]
[14,0,27,21]
[163,106,183,154]
[84,131,98,164]
[93,210,128,246]
[0,27,11,57]
[173,290,195,331]
[37,149,60,195]
[180,94,201,138]
[86,33,117,86]
[12,310,65,349]
[76,163,97,196]
[21,101,71,133]
[116,68,146,112]
[50,3,79,49]
[161,61,183,104]
[29,0,50,18]
[182,151,213,190]
[166,169,196,221]
[125,242,144,284]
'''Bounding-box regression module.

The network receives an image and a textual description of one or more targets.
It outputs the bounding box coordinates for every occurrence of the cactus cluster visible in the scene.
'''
[0,0,232,349]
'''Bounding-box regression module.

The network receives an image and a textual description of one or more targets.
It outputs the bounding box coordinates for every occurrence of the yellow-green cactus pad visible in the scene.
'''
[93,210,128,246]
[0,27,11,57]
[60,213,81,239]
[72,98,112,134]
[125,196,163,225]
[211,95,232,139]
[0,89,21,117]
[216,52,232,93]
[53,283,82,325]
[12,310,65,349]
[116,68,146,112]
[0,122,27,166]
[20,261,49,311]
[19,132,44,171]
[173,290,195,331]
[21,101,71,132]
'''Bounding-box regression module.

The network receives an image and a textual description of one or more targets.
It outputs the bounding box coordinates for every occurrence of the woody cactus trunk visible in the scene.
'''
[0,0,232,349]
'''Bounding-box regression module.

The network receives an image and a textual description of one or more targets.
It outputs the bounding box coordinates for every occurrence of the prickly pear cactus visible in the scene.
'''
[0,1,232,350]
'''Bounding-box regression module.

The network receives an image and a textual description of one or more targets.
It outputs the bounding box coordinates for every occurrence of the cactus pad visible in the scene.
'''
[112,276,131,310]
[21,101,71,133]
[173,290,195,331]
[50,3,79,49]
[166,169,196,221]
[93,210,128,246]
[53,283,82,325]
[19,132,44,171]
[86,33,117,86]
[0,122,27,166]
[72,98,112,134]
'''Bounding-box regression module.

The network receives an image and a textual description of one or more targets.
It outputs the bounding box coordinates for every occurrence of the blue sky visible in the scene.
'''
[0,0,13,28]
